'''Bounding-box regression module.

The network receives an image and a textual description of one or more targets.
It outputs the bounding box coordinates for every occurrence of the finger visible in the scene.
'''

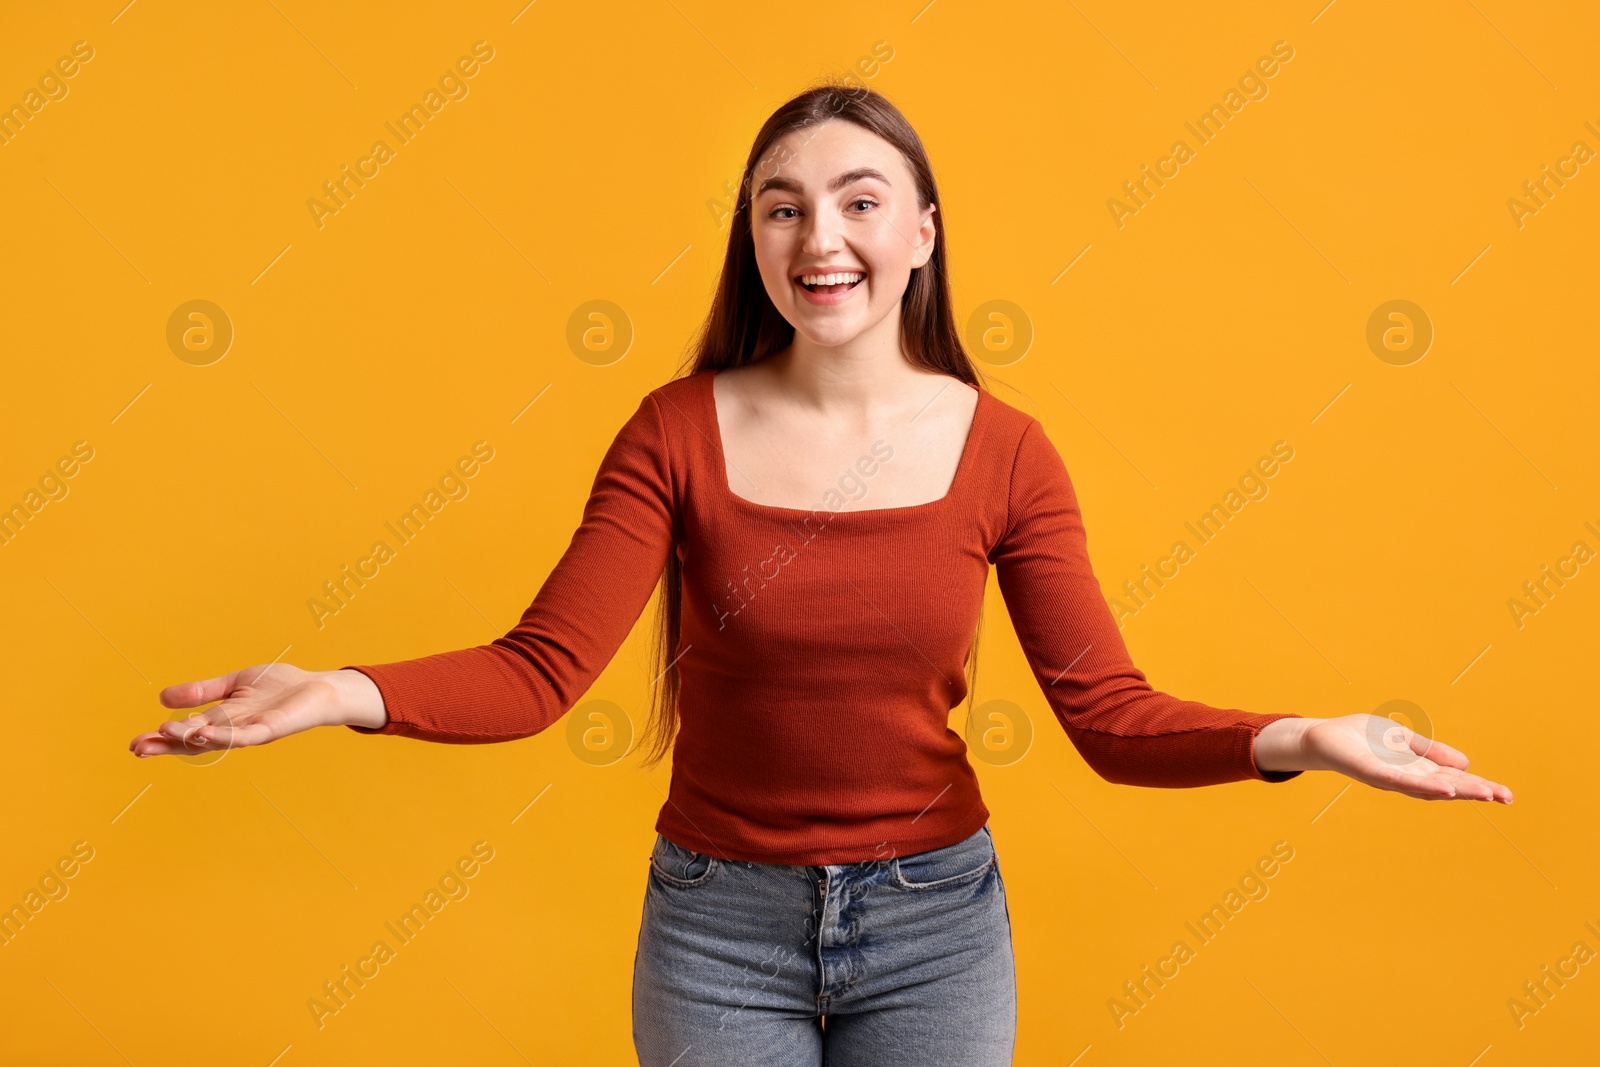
[1408,731,1470,771]
[129,731,210,757]
[1447,771,1513,803]
[159,671,240,710]
[202,721,276,749]
[1417,765,1512,804]
[1372,764,1457,800]
[157,715,226,746]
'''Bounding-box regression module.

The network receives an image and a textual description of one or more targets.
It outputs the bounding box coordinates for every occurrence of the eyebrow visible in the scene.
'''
[755,167,891,197]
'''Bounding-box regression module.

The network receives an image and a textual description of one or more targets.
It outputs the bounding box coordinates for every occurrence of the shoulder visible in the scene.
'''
[592,372,711,447]
[973,385,1057,469]
[642,370,711,424]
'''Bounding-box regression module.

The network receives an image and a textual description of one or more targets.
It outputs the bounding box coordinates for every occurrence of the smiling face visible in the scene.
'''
[749,118,937,350]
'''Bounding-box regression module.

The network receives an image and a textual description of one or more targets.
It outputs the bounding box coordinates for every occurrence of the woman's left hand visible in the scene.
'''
[1260,714,1513,803]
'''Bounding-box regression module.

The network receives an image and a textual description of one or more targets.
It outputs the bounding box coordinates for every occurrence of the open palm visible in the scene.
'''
[1305,713,1512,803]
[128,663,341,757]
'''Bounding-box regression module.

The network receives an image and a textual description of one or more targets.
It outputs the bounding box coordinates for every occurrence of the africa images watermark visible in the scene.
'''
[709,440,894,630]
[1110,441,1295,629]
[1,841,96,949]
[308,441,495,629]
[706,39,896,230]
[1107,39,1296,229]
[307,41,496,230]
[307,840,495,1030]
[1505,517,1599,630]
[1505,917,1600,1031]
[1505,119,1600,231]
[1,441,95,549]
[0,39,95,148]
[1108,839,1296,1029]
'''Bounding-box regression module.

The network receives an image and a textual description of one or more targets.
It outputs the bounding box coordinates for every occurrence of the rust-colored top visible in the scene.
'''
[347,369,1302,864]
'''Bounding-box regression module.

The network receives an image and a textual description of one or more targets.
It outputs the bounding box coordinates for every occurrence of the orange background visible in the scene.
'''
[1,1,1595,1063]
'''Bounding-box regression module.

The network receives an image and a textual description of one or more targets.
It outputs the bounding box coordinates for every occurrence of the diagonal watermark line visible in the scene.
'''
[445,576,500,637]
[511,383,553,424]
[252,244,293,285]
[1309,782,1350,824]
[844,577,953,687]
[660,0,758,89]
[1451,243,1492,285]
[649,642,693,687]
[1050,381,1159,489]
[240,645,295,701]
[1050,243,1093,284]
[1052,782,1158,889]
[911,783,953,823]
[1309,0,1338,23]
[1243,176,1351,284]
[1450,382,1557,489]
[1243,576,1351,684]
[1463,0,1559,89]
[1466,801,1556,889]
[111,783,153,824]
[645,776,735,861]
[263,0,359,89]
[251,382,360,490]
[1310,383,1351,424]
[43,977,137,1065]
[44,176,150,284]
[651,244,693,285]
[511,782,553,824]
[444,175,552,283]
[252,782,360,890]
[1450,644,1492,685]
[1064,0,1157,88]
[1049,643,1093,685]
[443,976,538,1064]
[908,379,956,424]
[111,383,152,424]
[1243,976,1336,1064]
[43,577,150,683]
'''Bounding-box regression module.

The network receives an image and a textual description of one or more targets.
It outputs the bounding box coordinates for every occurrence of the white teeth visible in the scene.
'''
[800,271,864,286]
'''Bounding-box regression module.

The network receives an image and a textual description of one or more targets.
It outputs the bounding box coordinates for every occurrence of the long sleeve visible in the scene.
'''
[342,392,678,743]
[990,418,1304,787]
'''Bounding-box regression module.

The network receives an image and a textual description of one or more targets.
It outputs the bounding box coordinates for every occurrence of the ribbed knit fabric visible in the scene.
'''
[344,369,1303,865]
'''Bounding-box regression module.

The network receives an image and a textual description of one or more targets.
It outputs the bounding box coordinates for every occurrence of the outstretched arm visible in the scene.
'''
[130,392,678,755]
[991,419,1511,803]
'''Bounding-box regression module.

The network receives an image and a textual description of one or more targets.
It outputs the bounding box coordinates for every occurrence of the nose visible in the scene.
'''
[799,206,846,258]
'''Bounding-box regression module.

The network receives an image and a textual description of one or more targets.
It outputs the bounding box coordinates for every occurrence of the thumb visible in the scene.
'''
[160,670,240,710]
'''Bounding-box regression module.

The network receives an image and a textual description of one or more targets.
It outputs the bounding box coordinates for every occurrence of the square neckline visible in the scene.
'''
[703,367,987,518]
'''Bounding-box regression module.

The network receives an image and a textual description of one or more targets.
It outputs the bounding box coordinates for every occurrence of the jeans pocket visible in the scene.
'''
[649,833,720,889]
[890,826,996,891]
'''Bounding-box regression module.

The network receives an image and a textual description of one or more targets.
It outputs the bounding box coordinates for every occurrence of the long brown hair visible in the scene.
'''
[636,79,989,768]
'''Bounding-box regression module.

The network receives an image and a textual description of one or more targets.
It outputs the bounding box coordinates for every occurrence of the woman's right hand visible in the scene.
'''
[128,665,386,757]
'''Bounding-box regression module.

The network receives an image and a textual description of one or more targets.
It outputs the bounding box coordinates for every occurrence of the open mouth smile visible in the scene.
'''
[794,269,865,304]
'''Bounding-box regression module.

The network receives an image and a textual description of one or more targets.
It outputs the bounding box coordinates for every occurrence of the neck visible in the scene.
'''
[765,305,934,415]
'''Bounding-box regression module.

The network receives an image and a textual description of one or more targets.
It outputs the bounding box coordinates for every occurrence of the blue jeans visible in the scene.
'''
[632,824,1017,1065]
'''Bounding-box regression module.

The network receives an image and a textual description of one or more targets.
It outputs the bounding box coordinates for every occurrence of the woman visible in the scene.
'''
[129,84,1511,1064]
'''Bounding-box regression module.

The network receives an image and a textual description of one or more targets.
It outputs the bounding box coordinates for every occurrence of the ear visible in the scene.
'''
[912,202,938,268]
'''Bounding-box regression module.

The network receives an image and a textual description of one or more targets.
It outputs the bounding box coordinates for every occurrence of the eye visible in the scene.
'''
[848,197,877,213]
[769,206,799,220]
